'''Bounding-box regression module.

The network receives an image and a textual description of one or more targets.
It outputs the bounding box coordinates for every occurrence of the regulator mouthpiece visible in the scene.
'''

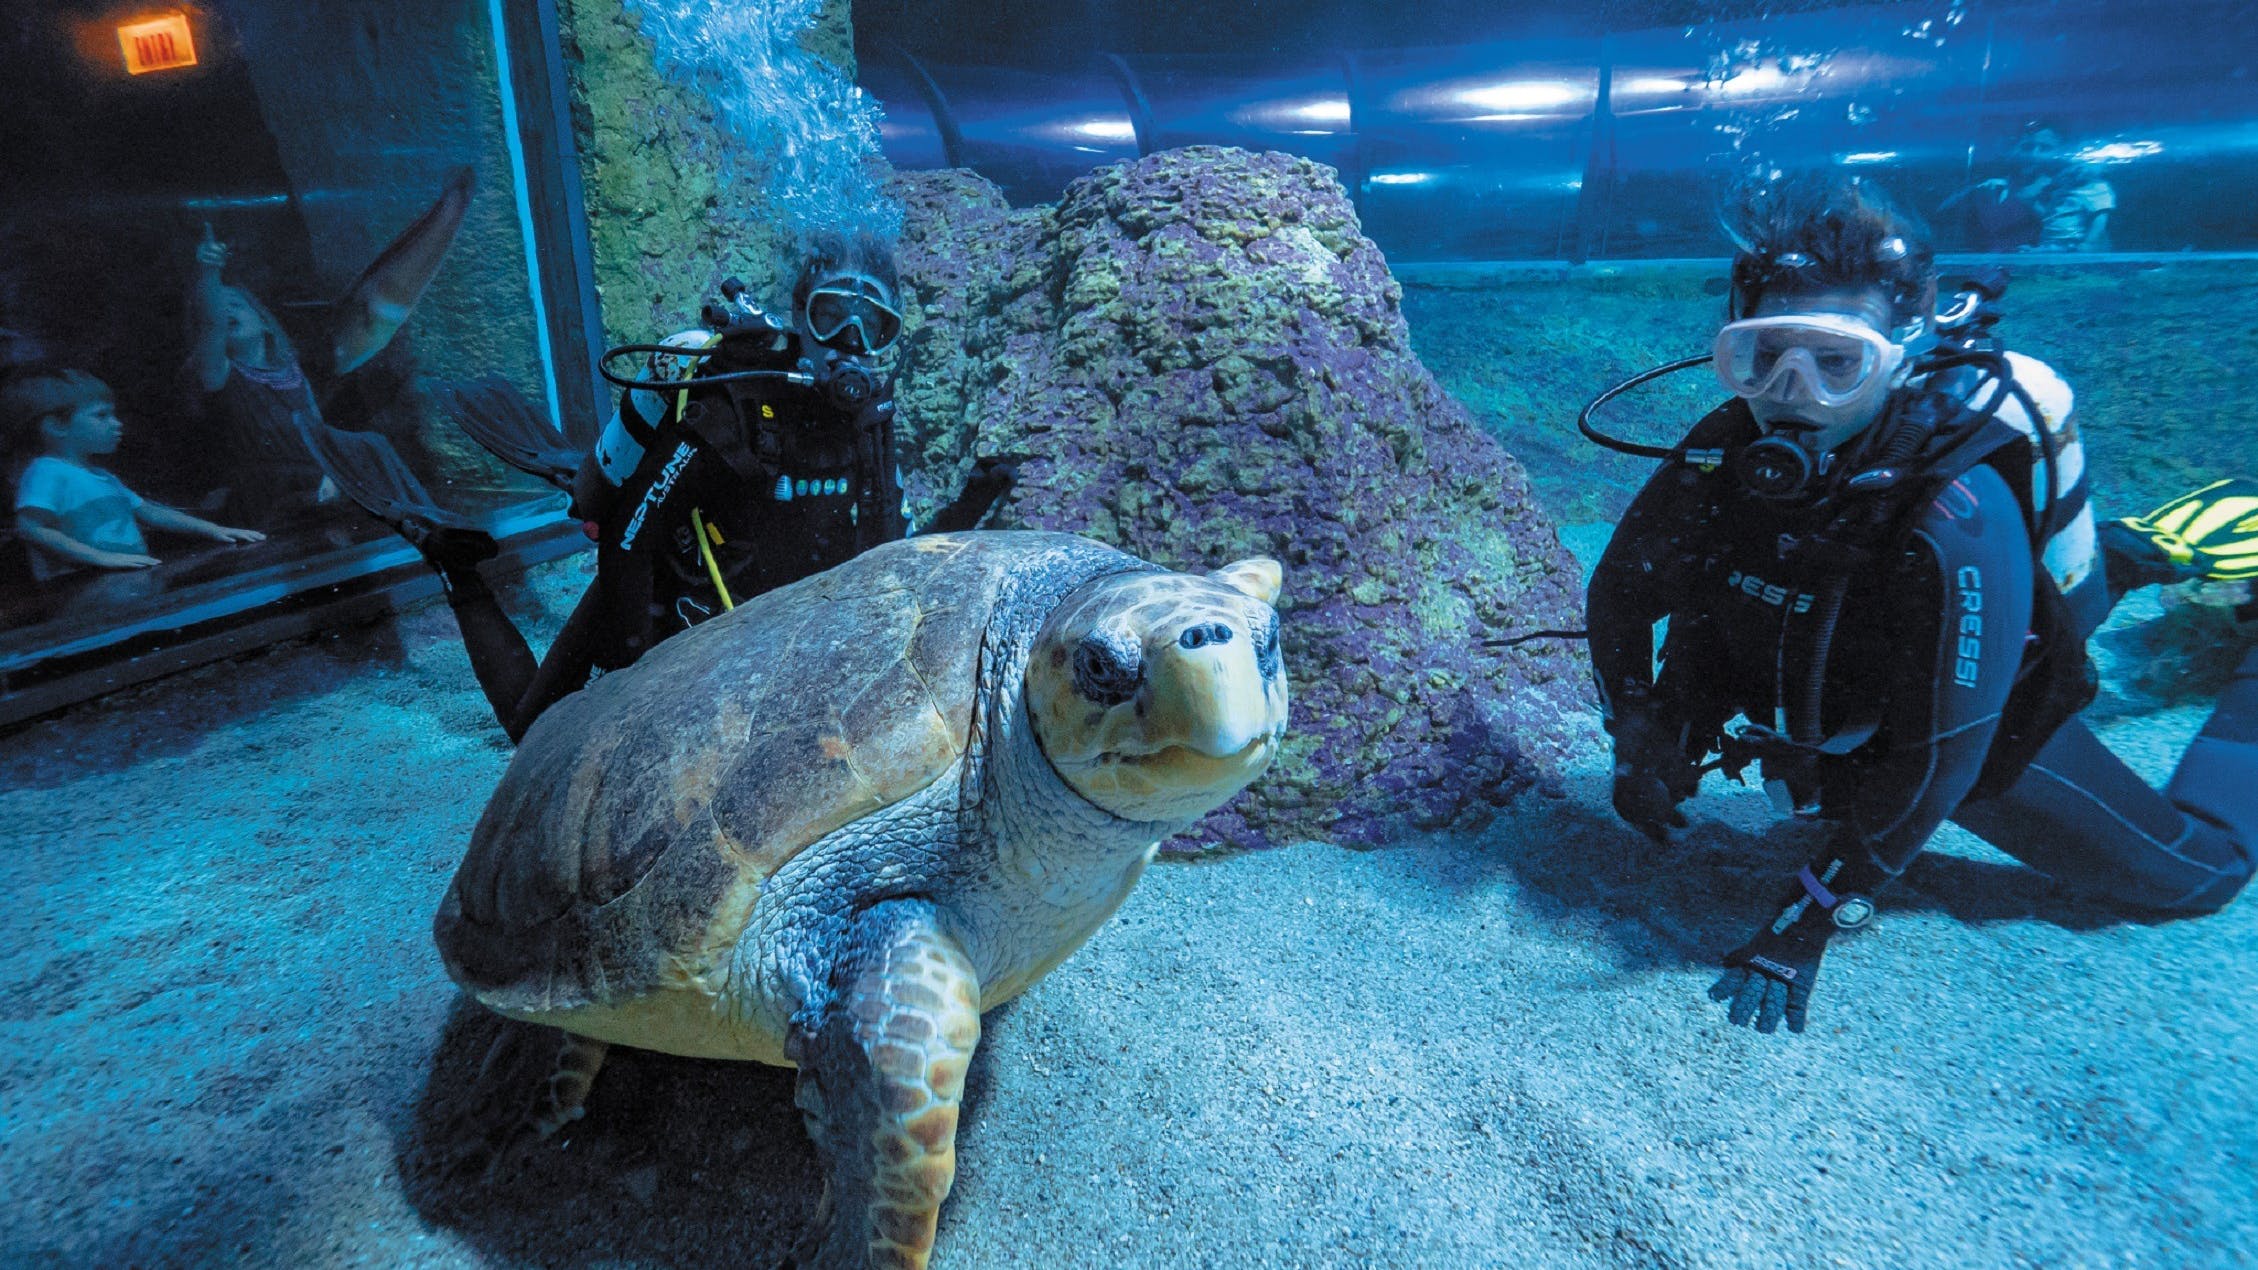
[1732,435,1818,500]
[811,356,880,411]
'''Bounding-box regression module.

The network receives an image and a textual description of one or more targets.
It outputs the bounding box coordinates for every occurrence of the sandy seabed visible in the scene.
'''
[4,556,2253,1270]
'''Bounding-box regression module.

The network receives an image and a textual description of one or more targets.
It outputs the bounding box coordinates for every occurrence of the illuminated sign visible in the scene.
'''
[118,13,197,75]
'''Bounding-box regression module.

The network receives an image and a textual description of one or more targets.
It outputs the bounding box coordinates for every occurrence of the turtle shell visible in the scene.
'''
[435,532,1057,1016]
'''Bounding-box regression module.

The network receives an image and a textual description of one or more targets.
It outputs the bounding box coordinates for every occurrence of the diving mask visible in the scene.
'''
[803,275,904,356]
[1713,312,1906,416]
[1714,311,1914,500]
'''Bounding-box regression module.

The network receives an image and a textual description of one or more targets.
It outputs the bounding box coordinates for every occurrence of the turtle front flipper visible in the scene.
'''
[786,900,980,1270]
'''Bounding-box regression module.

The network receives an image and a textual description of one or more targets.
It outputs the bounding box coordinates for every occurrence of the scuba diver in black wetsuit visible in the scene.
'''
[1577,174,2257,1035]
[318,236,1015,742]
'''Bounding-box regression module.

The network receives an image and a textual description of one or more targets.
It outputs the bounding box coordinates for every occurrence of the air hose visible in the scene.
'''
[1784,355,2028,748]
[1789,402,1929,745]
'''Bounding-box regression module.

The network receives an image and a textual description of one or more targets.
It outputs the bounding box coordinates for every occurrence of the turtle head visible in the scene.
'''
[1026,558,1290,824]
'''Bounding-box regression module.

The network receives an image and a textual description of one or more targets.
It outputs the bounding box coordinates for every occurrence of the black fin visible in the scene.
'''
[445,375,583,492]
[294,420,491,569]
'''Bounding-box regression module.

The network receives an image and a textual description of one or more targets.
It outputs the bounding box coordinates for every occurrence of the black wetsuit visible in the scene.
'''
[1590,398,2256,913]
[439,332,989,742]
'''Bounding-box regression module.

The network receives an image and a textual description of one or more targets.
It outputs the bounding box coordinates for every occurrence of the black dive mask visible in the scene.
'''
[801,274,903,356]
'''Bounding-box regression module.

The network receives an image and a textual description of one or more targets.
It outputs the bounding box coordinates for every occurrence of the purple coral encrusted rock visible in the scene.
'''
[889,147,1590,849]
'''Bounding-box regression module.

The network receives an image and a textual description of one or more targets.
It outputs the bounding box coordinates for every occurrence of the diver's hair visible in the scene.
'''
[791,231,901,312]
[0,366,113,452]
[1724,173,1936,327]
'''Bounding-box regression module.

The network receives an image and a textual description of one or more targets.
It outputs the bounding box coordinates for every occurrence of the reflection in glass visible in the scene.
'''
[0,1,562,665]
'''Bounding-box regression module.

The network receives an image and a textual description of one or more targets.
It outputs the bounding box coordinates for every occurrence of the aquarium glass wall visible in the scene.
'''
[0,0,588,715]
[857,0,2258,612]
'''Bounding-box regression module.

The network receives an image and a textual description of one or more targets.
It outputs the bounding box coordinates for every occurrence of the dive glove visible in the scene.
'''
[922,453,1024,535]
[1710,854,1884,1035]
[1608,708,1699,842]
[853,394,896,434]
[963,453,1019,496]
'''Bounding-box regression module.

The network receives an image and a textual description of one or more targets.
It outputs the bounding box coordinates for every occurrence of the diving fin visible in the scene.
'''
[332,167,475,375]
[2102,477,2258,589]
[294,419,496,569]
[444,375,583,492]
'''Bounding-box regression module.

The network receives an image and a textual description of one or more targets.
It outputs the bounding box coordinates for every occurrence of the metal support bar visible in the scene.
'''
[1571,38,1619,265]
[0,523,590,732]
[884,42,966,168]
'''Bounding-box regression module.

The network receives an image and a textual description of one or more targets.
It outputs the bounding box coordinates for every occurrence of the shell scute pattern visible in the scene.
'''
[437,536,1032,1012]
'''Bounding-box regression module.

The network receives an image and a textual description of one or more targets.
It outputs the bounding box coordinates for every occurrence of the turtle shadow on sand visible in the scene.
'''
[1478,771,2142,974]
[397,993,1023,1268]
[398,997,821,1268]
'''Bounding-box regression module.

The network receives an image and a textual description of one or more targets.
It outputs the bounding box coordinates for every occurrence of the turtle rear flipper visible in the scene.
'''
[786,900,980,1270]
[440,1023,609,1184]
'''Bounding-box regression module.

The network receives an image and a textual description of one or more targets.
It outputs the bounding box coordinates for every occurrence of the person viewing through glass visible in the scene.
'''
[6,368,263,580]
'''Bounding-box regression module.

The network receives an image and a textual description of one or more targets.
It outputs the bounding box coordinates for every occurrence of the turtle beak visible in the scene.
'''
[1141,623,1278,760]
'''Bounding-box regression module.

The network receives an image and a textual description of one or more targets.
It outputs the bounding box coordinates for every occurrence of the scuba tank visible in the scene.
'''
[574,327,722,523]
[572,278,788,525]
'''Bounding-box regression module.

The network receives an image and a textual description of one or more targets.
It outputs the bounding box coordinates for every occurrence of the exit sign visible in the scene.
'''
[118,13,196,75]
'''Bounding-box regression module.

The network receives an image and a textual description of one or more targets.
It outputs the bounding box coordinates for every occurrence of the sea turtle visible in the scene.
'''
[434,529,1289,1268]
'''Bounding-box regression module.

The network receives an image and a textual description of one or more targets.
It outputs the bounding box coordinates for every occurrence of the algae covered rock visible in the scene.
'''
[554,0,859,346]
[890,147,1591,848]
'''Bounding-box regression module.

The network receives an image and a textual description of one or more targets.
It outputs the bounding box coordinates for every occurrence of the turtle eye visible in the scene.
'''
[1072,630,1143,706]
[1253,613,1281,681]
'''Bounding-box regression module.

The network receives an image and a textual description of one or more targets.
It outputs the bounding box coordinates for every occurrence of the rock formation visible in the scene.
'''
[889,148,1592,847]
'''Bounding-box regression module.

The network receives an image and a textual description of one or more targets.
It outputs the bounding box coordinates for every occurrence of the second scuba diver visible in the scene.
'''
[329,234,1015,741]
[1583,175,2257,1035]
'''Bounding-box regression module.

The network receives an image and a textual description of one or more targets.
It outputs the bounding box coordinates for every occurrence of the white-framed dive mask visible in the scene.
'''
[1713,311,1907,421]
[802,275,904,357]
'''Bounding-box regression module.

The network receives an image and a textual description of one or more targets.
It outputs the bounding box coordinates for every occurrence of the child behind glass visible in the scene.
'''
[6,369,263,580]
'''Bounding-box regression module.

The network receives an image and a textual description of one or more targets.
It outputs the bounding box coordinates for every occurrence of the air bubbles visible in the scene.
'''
[624,0,902,261]
[1902,3,1969,48]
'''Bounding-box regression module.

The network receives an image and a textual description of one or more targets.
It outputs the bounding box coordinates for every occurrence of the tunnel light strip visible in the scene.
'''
[1454,79,1584,113]
[1063,117,1138,143]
